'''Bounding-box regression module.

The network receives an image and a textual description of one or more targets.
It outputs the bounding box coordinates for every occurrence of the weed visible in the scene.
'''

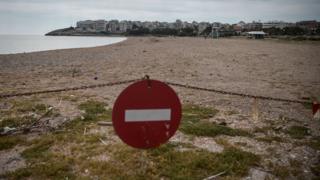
[226,110,238,115]
[270,164,290,178]
[6,153,75,180]
[180,105,251,138]
[307,137,320,150]
[78,100,111,121]
[182,104,218,122]
[60,95,79,102]
[253,126,273,133]
[181,121,251,137]
[22,135,54,160]
[0,99,54,130]
[12,99,47,114]
[0,116,37,129]
[79,143,259,179]
[286,126,310,139]
[0,136,24,150]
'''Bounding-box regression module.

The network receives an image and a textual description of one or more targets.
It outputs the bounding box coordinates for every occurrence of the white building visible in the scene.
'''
[77,20,107,32]
[247,31,266,39]
[77,20,96,31]
[95,20,107,32]
[262,21,293,29]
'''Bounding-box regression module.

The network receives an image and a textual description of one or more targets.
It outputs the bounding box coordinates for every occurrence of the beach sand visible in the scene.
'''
[0,37,319,99]
[1,37,319,125]
[1,37,320,178]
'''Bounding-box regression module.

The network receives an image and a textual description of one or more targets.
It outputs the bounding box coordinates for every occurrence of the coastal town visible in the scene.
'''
[47,19,320,37]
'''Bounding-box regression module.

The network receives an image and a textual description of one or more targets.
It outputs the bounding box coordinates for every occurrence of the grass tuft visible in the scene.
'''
[12,99,47,114]
[79,143,259,179]
[181,121,251,137]
[180,104,251,137]
[78,100,111,121]
[0,116,37,129]
[286,126,310,139]
[0,99,55,130]
[6,153,75,180]
[22,136,54,160]
[0,136,24,150]
[307,137,320,150]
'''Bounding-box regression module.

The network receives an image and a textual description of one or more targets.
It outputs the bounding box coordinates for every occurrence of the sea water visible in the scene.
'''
[0,35,126,54]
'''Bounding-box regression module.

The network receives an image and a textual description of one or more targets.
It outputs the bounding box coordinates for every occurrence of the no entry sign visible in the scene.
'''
[112,79,182,149]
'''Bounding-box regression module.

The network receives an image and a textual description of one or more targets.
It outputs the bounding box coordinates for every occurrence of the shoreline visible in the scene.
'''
[0,35,127,55]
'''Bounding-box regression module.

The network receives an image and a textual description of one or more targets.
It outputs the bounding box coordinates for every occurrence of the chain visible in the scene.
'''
[0,76,312,105]
[164,81,312,105]
[0,79,139,99]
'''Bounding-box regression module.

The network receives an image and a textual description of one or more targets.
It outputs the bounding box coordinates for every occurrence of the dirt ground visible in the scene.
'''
[0,37,320,179]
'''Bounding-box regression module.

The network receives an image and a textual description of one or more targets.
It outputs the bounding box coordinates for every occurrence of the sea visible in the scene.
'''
[0,35,127,54]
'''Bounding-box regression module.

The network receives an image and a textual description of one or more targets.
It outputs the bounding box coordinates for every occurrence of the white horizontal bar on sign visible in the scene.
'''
[125,109,171,122]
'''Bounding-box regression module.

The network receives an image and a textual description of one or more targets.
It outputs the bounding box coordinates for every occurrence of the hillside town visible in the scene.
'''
[47,19,320,37]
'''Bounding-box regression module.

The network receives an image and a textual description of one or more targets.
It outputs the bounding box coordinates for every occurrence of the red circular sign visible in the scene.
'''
[112,79,182,149]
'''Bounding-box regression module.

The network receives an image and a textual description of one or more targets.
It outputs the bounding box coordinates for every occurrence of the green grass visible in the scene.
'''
[60,94,80,102]
[78,143,260,179]
[2,132,74,179]
[0,136,25,150]
[11,99,47,114]
[302,102,312,110]
[271,165,290,179]
[286,126,310,139]
[4,102,259,179]
[180,105,251,137]
[182,104,218,122]
[5,153,75,180]
[21,136,55,160]
[181,121,251,137]
[0,99,54,130]
[0,116,37,129]
[78,100,111,121]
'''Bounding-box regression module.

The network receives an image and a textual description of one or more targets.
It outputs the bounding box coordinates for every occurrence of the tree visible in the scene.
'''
[283,27,306,36]
[263,27,283,35]
[178,27,197,36]
[126,27,150,35]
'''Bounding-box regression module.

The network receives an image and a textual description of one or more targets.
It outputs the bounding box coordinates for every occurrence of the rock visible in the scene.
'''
[243,168,274,180]
[40,116,69,130]
[1,127,16,135]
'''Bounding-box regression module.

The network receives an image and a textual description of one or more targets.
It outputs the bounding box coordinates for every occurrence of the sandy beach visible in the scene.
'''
[1,37,320,179]
[1,37,319,98]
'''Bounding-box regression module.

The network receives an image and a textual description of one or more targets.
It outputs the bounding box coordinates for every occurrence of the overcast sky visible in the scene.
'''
[0,0,319,34]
